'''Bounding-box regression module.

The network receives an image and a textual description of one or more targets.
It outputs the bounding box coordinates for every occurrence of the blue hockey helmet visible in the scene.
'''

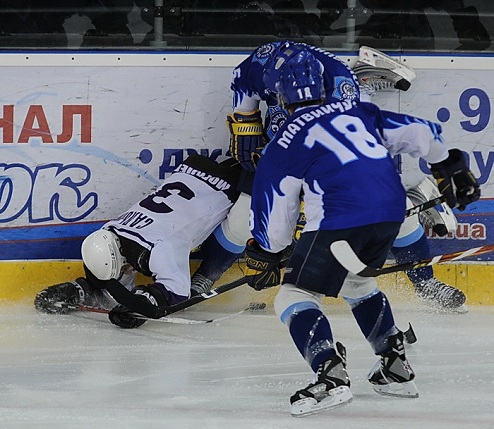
[263,41,308,93]
[275,50,325,108]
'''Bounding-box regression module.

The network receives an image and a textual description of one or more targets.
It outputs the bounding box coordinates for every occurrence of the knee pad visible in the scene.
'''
[274,283,322,325]
[340,273,378,300]
[220,193,251,248]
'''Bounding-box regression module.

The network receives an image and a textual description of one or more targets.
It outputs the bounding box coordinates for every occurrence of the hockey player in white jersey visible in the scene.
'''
[34,154,243,328]
[243,49,479,416]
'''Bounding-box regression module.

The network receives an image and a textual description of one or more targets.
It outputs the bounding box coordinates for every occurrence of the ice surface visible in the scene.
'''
[0,302,493,429]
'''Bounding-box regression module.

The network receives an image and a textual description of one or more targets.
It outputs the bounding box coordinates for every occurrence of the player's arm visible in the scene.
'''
[250,151,302,253]
[226,109,265,172]
[244,144,301,291]
[374,106,480,210]
[107,282,176,329]
[228,62,267,172]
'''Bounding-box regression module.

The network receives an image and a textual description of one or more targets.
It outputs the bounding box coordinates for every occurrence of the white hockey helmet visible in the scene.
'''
[81,229,127,280]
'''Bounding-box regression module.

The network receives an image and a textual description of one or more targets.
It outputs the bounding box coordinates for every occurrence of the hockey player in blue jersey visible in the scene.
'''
[243,50,479,416]
[225,40,469,312]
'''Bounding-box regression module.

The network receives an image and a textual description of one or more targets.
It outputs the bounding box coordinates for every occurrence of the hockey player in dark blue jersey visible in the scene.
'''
[215,41,363,295]
[223,40,470,312]
[243,50,479,416]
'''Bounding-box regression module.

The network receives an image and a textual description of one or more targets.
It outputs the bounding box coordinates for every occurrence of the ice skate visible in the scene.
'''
[353,46,416,96]
[415,278,468,313]
[190,272,214,296]
[290,342,353,417]
[368,331,419,398]
[407,177,457,237]
[34,277,111,314]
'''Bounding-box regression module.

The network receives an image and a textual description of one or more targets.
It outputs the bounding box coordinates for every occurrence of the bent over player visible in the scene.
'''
[243,50,480,416]
[224,40,467,312]
[34,154,243,328]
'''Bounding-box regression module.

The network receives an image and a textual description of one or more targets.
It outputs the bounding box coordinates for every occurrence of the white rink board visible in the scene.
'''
[0,52,493,261]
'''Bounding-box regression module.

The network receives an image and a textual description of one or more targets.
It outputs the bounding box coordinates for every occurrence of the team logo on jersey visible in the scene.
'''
[253,42,280,65]
[266,105,288,139]
[332,76,358,100]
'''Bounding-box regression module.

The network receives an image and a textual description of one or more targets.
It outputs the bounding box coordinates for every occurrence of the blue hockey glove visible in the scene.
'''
[226,110,265,172]
[430,149,480,211]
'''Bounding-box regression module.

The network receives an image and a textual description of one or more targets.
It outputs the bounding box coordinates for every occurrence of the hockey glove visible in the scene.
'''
[430,149,481,211]
[34,277,90,314]
[108,284,169,329]
[226,110,265,172]
[244,239,283,291]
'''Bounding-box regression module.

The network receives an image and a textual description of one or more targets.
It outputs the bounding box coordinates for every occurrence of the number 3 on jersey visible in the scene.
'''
[303,115,388,163]
[139,182,195,213]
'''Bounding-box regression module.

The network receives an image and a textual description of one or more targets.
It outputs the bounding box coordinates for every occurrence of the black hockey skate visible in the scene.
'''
[415,278,467,313]
[290,342,353,417]
[368,331,418,398]
[34,277,110,314]
[190,272,214,296]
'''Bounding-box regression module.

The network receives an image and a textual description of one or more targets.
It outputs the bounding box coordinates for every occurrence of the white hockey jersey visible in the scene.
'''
[104,155,240,298]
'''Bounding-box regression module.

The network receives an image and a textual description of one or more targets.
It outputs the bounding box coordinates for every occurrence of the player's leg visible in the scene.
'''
[391,198,467,312]
[190,192,250,295]
[341,275,418,398]
[274,284,352,417]
[338,222,418,398]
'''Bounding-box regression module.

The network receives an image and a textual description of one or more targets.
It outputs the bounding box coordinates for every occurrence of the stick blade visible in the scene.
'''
[330,240,368,276]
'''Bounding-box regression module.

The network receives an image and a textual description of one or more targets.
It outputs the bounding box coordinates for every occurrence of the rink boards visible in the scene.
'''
[2,259,493,306]
[0,51,493,304]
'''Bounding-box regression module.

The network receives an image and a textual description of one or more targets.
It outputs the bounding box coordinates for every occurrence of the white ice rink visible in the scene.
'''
[1,299,493,429]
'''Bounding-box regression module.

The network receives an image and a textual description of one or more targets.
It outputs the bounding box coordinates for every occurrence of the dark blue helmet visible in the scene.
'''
[275,50,325,107]
[263,41,307,93]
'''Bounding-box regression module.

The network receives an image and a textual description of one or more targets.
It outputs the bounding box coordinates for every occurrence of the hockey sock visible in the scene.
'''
[288,308,335,372]
[195,227,244,282]
[347,291,396,355]
[391,232,433,284]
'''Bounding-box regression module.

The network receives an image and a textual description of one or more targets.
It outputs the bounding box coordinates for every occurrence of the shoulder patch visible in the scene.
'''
[253,42,280,66]
[332,76,358,101]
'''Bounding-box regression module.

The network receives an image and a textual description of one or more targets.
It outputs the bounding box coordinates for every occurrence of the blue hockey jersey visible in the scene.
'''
[231,41,360,139]
[250,101,448,253]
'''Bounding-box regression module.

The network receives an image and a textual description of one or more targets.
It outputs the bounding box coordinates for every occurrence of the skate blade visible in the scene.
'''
[291,386,353,417]
[371,380,419,398]
[358,46,416,82]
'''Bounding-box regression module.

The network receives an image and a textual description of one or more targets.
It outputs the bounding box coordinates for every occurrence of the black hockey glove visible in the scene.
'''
[108,304,147,329]
[34,277,90,314]
[108,284,169,329]
[226,110,265,172]
[430,149,481,211]
[245,239,283,291]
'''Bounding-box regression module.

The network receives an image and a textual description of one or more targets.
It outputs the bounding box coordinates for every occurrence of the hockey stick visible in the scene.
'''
[330,240,494,277]
[405,195,447,218]
[74,303,260,325]
[158,276,248,316]
[68,276,249,324]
